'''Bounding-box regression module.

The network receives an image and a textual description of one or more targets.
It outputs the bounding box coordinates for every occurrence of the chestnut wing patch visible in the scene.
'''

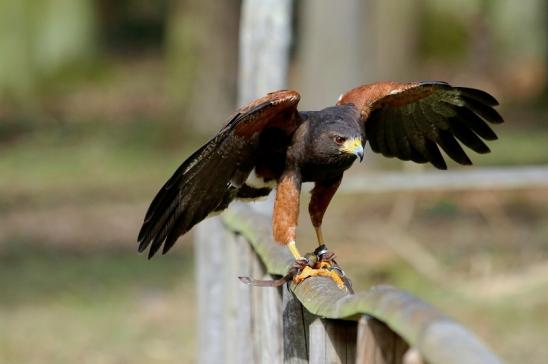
[339,82,503,169]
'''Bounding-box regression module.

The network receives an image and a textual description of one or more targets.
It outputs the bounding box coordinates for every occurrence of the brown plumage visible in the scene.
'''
[138,81,503,263]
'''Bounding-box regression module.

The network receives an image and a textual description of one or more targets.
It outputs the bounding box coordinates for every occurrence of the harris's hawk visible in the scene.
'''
[138,81,503,287]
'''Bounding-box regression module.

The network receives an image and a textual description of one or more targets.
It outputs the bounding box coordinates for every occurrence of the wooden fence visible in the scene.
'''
[193,1,505,362]
[194,203,502,364]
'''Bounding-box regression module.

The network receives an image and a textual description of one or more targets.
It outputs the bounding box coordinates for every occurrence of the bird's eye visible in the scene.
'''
[334,136,346,144]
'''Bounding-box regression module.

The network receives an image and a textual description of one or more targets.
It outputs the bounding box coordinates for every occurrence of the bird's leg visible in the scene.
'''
[274,173,304,263]
[311,226,338,269]
[309,177,342,246]
[273,172,346,289]
[307,177,345,271]
[287,240,303,261]
[314,226,325,246]
[292,177,348,288]
[313,244,333,269]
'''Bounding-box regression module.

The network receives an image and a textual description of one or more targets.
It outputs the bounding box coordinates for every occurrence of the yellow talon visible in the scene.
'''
[287,241,346,289]
[318,261,332,269]
[293,266,345,289]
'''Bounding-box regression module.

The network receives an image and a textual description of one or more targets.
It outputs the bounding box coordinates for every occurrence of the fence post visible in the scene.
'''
[195,1,293,363]
[356,316,409,364]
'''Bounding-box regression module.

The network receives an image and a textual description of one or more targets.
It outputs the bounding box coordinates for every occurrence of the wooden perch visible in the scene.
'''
[222,205,502,364]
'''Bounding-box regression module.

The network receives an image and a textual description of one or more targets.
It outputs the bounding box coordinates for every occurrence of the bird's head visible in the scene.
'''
[337,136,364,162]
[306,104,365,164]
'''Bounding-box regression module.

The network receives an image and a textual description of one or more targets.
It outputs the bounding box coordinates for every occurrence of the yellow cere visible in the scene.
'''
[341,138,362,154]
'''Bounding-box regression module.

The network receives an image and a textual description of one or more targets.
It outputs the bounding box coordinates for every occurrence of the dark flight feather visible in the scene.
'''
[137,91,300,258]
[339,81,503,169]
[451,105,499,141]
[456,87,499,106]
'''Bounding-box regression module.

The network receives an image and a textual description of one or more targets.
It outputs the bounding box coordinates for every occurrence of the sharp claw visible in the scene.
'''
[292,266,346,288]
[293,257,312,270]
[291,245,348,289]
[240,244,352,291]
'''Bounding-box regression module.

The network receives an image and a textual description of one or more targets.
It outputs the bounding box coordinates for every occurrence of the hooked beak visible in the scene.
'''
[341,138,364,162]
[355,146,364,162]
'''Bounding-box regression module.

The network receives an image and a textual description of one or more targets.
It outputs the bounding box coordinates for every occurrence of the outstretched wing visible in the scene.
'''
[138,90,301,258]
[337,81,503,169]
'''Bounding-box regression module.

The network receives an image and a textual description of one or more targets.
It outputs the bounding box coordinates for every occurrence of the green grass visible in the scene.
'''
[0,121,207,209]
[0,242,197,364]
[476,126,548,166]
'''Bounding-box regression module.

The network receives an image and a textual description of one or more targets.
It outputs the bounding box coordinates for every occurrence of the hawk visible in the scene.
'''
[138,81,503,287]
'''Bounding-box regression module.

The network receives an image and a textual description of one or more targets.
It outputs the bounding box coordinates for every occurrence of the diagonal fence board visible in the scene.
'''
[222,206,502,364]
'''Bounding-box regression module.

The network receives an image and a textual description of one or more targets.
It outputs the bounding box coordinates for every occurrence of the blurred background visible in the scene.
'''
[1,0,547,363]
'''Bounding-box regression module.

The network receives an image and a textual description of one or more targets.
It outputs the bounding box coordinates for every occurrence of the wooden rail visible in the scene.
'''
[340,165,548,194]
[195,202,502,364]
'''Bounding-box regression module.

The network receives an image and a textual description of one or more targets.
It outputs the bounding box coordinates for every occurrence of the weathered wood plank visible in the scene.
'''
[196,217,284,363]
[309,318,357,364]
[283,288,311,363]
[221,206,503,364]
[195,217,227,363]
[196,218,252,363]
[356,316,408,364]
[222,232,254,364]
[283,288,359,364]
[238,0,293,105]
[250,254,284,363]
[195,0,292,362]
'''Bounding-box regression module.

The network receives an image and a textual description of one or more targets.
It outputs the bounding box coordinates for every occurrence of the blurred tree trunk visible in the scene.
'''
[0,0,96,107]
[489,0,547,98]
[238,0,292,105]
[367,0,421,81]
[0,1,35,102]
[293,0,420,109]
[165,0,240,134]
[294,0,368,110]
[293,0,419,168]
[195,1,292,362]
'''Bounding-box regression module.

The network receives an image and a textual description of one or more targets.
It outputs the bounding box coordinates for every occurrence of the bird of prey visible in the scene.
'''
[137,81,503,287]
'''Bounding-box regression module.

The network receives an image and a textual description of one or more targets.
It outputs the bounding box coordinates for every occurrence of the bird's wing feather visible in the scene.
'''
[337,81,503,169]
[138,90,301,258]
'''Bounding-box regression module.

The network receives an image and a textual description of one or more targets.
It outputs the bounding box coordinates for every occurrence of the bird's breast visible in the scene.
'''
[299,158,355,182]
